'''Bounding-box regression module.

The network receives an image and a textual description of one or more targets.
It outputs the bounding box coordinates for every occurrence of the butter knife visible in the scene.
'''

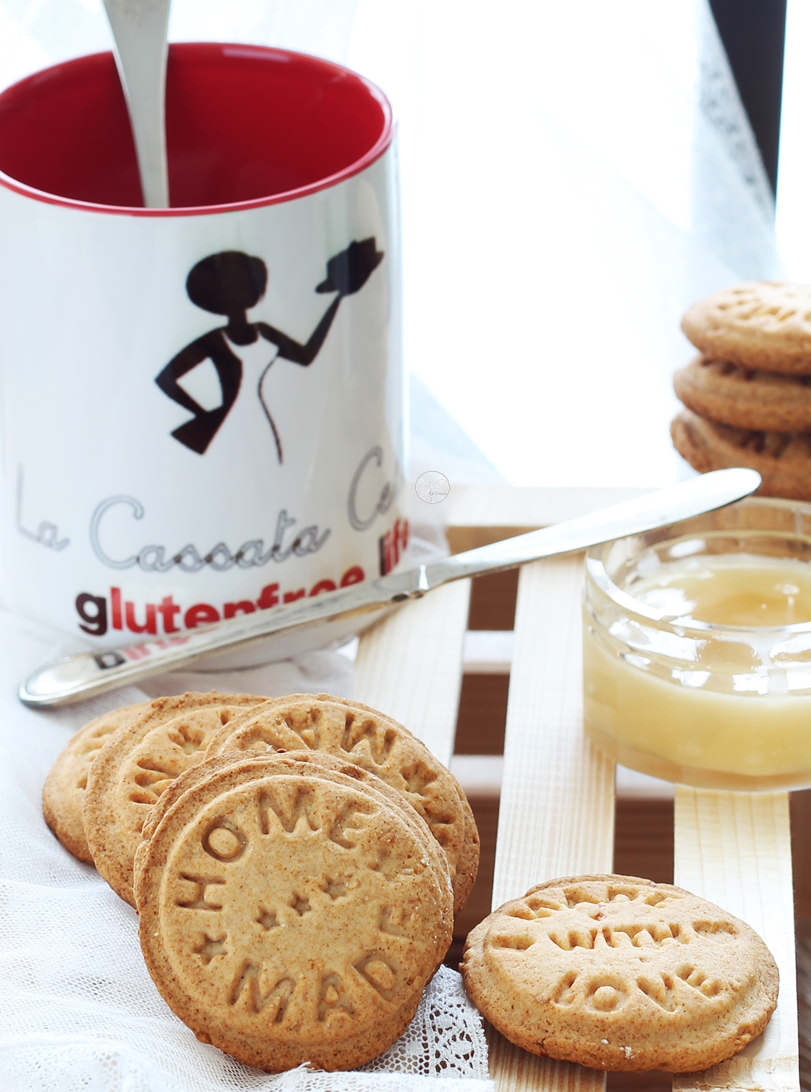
[19,468,760,707]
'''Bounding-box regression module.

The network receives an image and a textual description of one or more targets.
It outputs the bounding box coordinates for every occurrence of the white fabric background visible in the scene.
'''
[0,0,782,490]
[0,1,783,1088]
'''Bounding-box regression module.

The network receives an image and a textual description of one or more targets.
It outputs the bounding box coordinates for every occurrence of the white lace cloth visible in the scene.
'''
[0,608,492,1091]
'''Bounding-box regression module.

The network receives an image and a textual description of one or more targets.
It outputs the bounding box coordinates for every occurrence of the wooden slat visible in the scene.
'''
[489,555,615,1092]
[349,484,802,1091]
[673,789,799,1091]
[353,580,471,765]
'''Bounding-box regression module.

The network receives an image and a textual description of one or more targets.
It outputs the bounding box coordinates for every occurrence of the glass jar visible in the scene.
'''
[583,496,811,790]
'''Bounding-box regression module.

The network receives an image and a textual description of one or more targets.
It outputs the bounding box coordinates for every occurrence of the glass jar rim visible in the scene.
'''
[585,494,811,638]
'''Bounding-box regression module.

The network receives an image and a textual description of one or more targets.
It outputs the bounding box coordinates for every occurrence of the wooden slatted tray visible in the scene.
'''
[352,485,804,1092]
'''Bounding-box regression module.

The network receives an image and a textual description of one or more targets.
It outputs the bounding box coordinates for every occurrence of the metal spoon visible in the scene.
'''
[19,468,761,708]
[102,0,171,208]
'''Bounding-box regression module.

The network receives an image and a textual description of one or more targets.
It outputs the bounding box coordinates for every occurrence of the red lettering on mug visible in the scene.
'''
[309,579,337,596]
[185,603,221,628]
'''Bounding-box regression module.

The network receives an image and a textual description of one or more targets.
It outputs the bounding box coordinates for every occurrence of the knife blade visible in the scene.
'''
[19,468,761,707]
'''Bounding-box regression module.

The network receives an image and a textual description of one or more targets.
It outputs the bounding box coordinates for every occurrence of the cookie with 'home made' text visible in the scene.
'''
[461,874,778,1073]
[136,754,454,1071]
[206,693,479,916]
[132,749,444,899]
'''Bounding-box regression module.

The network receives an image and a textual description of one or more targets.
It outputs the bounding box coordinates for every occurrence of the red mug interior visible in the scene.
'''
[0,42,393,212]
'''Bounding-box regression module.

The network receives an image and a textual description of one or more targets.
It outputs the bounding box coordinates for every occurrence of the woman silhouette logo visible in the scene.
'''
[155,239,383,461]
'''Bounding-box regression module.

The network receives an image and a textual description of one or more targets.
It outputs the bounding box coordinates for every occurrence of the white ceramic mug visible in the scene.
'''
[0,43,407,648]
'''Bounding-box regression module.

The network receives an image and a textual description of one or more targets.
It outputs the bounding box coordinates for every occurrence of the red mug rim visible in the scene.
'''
[0,43,394,217]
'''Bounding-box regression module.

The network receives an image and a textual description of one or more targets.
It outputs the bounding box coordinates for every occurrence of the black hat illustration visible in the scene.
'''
[316,238,384,296]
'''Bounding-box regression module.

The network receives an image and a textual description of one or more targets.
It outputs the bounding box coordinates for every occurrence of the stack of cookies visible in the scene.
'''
[42,691,477,1072]
[671,280,811,499]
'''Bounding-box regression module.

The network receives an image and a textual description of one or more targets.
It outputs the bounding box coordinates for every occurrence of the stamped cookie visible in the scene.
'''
[674,355,811,432]
[206,694,479,915]
[682,281,811,374]
[135,750,248,872]
[671,408,811,501]
[136,755,454,1070]
[42,701,149,863]
[83,692,265,905]
[132,749,444,899]
[461,874,778,1073]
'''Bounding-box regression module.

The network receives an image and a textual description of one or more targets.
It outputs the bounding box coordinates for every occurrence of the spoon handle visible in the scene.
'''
[102,0,171,208]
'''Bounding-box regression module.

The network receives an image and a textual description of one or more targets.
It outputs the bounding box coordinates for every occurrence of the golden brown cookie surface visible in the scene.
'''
[674,355,811,432]
[682,281,811,374]
[206,693,479,916]
[461,874,778,1073]
[137,755,453,1071]
[132,749,442,899]
[42,702,149,863]
[83,692,265,904]
[671,408,811,501]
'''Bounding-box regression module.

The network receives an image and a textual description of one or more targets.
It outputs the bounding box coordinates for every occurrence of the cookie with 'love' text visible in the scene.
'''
[461,874,778,1072]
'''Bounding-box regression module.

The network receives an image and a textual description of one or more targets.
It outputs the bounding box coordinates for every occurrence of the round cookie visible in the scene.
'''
[136,755,454,1070]
[674,355,811,432]
[205,693,480,915]
[461,874,778,1073]
[42,701,149,863]
[671,408,811,501]
[83,692,265,905]
[682,281,811,374]
[132,749,444,899]
[136,750,249,873]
